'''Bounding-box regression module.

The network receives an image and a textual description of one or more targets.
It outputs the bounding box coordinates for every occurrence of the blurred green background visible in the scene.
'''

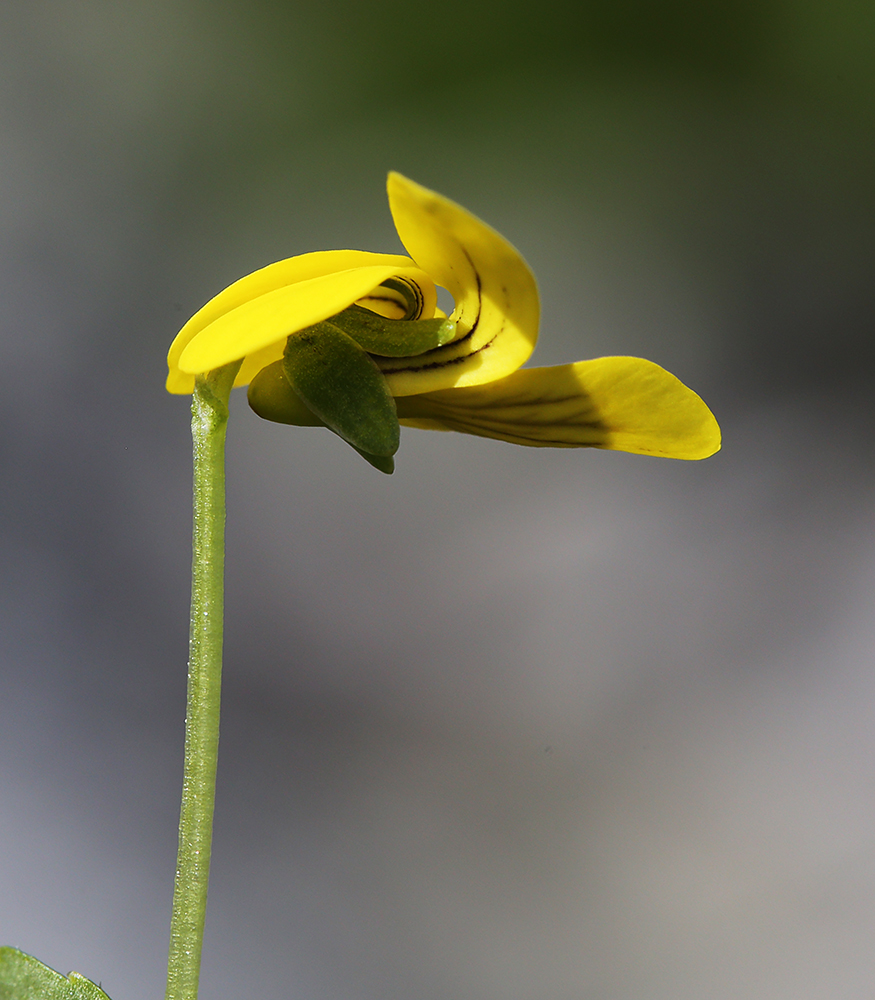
[2,1,875,998]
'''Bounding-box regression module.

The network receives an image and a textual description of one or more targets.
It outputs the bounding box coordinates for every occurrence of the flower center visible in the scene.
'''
[355,277,427,321]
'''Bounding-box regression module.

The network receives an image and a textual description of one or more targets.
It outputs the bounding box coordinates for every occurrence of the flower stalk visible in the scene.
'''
[165,361,240,1000]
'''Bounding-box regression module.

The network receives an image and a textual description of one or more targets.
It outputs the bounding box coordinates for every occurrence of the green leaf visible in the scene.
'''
[0,948,112,1000]
[248,360,397,474]
[350,447,395,474]
[327,305,456,357]
[283,323,400,457]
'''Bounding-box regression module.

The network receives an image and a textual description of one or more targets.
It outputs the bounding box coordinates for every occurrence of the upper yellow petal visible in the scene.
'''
[379,173,540,396]
[396,357,721,460]
[166,250,434,394]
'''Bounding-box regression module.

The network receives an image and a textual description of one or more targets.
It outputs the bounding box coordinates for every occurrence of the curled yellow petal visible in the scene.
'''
[166,250,434,394]
[380,173,540,396]
[396,357,721,460]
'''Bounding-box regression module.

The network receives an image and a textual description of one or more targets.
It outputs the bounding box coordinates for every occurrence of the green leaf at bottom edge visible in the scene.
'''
[351,447,395,474]
[0,947,113,1000]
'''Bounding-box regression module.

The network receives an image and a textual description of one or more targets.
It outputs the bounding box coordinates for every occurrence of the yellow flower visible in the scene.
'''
[167,173,720,473]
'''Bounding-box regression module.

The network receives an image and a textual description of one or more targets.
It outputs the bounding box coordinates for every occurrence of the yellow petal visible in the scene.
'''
[166,250,434,394]
[380,173,540,396]
[396,357,721,459]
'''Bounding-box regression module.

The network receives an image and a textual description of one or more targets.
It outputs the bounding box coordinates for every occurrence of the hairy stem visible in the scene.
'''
[165,362,240,1000]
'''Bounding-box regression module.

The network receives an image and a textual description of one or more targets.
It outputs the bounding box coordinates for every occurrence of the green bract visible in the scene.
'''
[167,173,720,472]
[281,323,400,458]
[327,304,457,357]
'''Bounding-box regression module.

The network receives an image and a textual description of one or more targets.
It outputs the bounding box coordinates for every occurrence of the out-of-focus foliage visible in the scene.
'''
[0,948,111,1000]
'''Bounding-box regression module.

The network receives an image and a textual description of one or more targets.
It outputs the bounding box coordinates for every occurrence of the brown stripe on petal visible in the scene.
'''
[373,254,487,376]
[357,276,429,321]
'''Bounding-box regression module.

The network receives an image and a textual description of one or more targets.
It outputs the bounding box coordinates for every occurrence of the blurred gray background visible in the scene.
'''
[2,1,875,998]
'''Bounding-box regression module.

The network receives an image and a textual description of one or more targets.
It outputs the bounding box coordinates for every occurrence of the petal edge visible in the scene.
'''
[384,173,539,395]
[397,357,721,459]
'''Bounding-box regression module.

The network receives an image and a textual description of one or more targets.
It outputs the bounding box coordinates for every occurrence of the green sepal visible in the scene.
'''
[0,947,112,1000]
[352,447,395,474]
[327,304,457,358]
[282,323,400,457]
[248,360,397,474]
[248,360,325,426]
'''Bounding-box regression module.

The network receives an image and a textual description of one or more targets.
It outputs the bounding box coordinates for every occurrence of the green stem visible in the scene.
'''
[165,362,240,1000]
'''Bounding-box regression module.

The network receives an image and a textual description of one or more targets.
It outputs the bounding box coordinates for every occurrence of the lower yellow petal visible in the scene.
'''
[396,357,721,460]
